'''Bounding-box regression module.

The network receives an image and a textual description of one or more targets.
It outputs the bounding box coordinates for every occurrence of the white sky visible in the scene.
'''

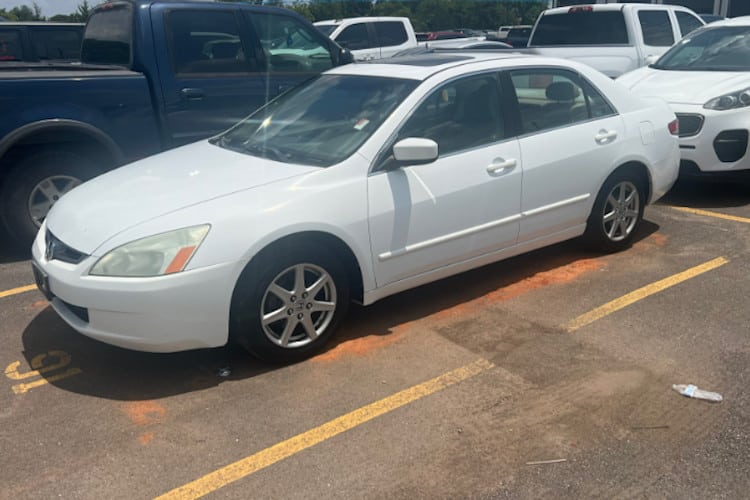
[0,0,90,17]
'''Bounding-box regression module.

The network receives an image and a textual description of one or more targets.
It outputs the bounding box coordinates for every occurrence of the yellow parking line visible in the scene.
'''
[567,256,728,332]
[672,206,750,224]
[155,358,494,500]
[0,284,37,299]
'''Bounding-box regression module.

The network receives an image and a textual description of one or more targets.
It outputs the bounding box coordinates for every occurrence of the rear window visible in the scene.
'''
[81,2,132,65]
[30,27,83,60]
[531,11,629,46]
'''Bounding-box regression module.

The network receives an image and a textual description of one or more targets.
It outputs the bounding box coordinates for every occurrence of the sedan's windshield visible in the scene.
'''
[654,26,750,71]
[215,75,418,166]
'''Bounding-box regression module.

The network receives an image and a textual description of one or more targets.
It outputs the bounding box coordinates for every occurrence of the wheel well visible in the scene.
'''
[611,161,651,203]
[0,127,118,185]
[243,231,364,303]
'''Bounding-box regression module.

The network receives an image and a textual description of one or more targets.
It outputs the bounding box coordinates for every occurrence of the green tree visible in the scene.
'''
[71,0,91,22]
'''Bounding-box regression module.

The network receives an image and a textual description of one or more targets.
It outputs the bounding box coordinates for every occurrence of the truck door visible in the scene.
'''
[334,22,381,61]
[152,3,332,146]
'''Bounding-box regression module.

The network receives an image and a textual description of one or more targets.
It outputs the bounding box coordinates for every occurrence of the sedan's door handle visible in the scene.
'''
[486,158,517,174]
[180,88,205,100]
[594,129,618,144]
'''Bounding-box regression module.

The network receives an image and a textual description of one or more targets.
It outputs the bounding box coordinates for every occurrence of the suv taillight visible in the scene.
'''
[668,119,679,136]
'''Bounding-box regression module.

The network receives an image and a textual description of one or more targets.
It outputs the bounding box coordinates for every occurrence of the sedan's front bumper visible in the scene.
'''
[31,230,237,353]
[674,104,750,173]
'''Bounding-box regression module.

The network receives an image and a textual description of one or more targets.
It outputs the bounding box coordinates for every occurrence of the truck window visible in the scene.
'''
[335,23,372,50]
[82,3,133,65]
[531,11,628,45]
[30,28,82,60]
[675,11,704,37]
[374,22,408,47]
[249,12,334,73]
[0,30,23,61]
[638,11,675,47]
[166,10,252,75]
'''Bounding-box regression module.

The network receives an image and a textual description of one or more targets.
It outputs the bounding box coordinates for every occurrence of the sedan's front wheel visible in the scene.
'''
[231,244,349,363]
[585,171,645,253]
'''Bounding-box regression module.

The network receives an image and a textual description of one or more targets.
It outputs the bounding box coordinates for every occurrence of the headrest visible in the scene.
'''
[545,81,579,101]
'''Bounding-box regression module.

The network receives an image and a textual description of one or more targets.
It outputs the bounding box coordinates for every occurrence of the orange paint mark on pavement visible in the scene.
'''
[429,258,605,323]
[316,257,604,362]
[313,332,405,362]
[31,300,48,308]
[634,232,668,250]
[139,432,155,445]
[122,401,167,426]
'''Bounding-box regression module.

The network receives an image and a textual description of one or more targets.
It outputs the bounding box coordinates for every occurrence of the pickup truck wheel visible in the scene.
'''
[1,151,99,248]
[230,244,350,363]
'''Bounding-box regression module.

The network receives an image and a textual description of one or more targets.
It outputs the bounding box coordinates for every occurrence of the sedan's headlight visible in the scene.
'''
[90,225,210,277]
[704,88,750,110]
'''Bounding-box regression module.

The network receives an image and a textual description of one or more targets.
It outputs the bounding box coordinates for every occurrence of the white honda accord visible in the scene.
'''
[32,53,679,362]
[618,16,750,175]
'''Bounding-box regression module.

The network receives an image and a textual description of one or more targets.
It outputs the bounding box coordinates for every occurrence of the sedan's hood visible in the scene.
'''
[46,140,319,254]
[617,67,750,104]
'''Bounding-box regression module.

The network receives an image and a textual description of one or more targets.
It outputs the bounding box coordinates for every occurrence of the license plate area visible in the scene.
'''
[32,262,53,301]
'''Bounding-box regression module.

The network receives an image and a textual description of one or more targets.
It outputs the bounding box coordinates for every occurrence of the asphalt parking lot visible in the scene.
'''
[1,177,749,499]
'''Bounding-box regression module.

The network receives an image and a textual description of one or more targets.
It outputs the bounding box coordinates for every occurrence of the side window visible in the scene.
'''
[30,29,82,60]
[250,12,334,73]
[676,12,704,37]
[509,69,614,134]
[335,23,372,50]
[374,21,408,47]
[398,74,505,156]
[0,30,23,61]
[167,10,252,75]
[638,10,675,46]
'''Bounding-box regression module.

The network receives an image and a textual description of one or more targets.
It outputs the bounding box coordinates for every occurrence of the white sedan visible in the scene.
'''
[618,16,750,175]
[32,53,679,363]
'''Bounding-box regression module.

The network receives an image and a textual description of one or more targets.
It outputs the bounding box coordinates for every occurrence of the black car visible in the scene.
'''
[505,26,532,47]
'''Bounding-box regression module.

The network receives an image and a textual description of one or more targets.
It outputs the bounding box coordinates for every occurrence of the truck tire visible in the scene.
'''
[1,151,100,249]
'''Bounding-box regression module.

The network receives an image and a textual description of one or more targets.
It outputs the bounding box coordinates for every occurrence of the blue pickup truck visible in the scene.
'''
[0,0,352,247]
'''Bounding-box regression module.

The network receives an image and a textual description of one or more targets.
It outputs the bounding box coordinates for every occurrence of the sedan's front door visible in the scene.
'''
[368,73,522,287]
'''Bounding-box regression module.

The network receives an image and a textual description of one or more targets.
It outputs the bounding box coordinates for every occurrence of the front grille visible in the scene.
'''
[714,129,748,162]
[45,230,87,264]
[675,113,704,137]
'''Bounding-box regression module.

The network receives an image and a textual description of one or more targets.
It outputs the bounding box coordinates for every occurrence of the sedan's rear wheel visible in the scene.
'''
[585,171,645,253]
[231,244,349,363]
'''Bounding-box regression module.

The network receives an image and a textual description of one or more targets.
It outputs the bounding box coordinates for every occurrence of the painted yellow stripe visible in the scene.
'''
[672,206,750,224]
[567,257,728,332]
[0,284,37,299]
[155,359,494,500]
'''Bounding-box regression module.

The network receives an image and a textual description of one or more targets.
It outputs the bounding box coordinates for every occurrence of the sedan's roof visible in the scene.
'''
[327,52,532,81]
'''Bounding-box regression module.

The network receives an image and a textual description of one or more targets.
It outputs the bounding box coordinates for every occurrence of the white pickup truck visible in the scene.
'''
[526,4,705,77]
[314,17,417,61]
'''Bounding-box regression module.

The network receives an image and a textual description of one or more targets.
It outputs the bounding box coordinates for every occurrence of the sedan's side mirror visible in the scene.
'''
[392,138,438,165]
[644,54,660,66]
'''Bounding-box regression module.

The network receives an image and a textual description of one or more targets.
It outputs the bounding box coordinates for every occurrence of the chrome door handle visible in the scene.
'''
[594,129,618,144]
[486,158,517,174]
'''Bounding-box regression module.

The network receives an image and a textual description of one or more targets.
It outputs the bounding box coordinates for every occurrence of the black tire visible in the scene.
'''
[1,151,100,249]
[584,170,645,253]
[230,244,350,363]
